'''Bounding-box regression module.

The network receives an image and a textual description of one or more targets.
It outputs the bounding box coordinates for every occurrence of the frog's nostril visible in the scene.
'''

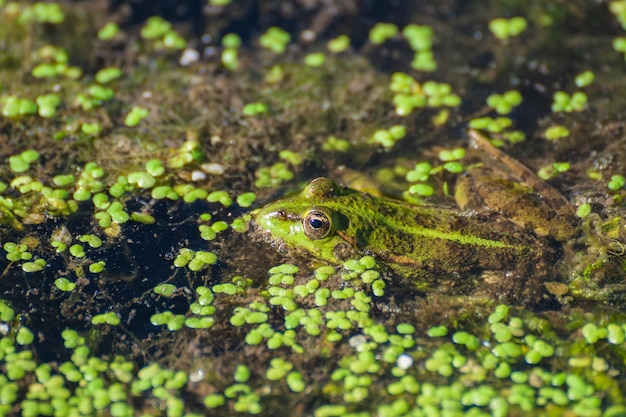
[268,210,287,220]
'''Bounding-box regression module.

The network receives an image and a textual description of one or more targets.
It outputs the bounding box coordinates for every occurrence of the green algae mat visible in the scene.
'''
[1,1,626,416]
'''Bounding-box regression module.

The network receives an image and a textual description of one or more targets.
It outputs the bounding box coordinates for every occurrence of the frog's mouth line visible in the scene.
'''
[248,218,297,248]
[248,220,324,264]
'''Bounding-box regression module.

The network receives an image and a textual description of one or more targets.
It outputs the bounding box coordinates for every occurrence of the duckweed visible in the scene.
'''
[322,135,350,152]
[403,24,434,51]
[427,325,448,337]
[79,234,102,248]
[259,27,291,54]
[53,173,75,187]
[68,244,85,258]
[305,52,326,67]
[127,172,156,189]
[469,116,512,133]
[327,35,350,53]
[368,125,407,150]
[613,36,626,56]
[130,212,155,224]
[87,84,115,102]
[54,277,76,292]
[124,106,149,127]
[438,148,466,163]
[187,250,218,271]
[607,323,625,344]
[396,323,415,335]
[314,405,347,417]
[545,125,570,140]
[371,279,386,296]
[21,259,45,272]
[28,2,65,23]
[486,90,523,115]
[9,150,40,173]
[279,150,303,165]
[369,22,399,45]
[581,322,606,344]
[186,314,214,329]
[537,162,571,180]
[35,94,61,117]
[95,67,122,84]
[576,203,592,218]
[552,91,588,112]
[212,283,237,295]
[140,16,171,40]
[1,96,38,118]
[31,63,59,78]
[236,192,256,207]
[15,327,34,346]
[150,185,178,200]
[221,48,239,70]
[286,371,305,392]
[489,17,528,41]
[182,188,208,203]
[207,190,233,206]
[254,162,294,187]
[390,73,461,116]
[153,283,177,296]
[575,70,595,87]
[150,311,185,331]
[242,102,267,116]
[608,174,625,190]
[203,393,225,408]
[97,22,119,40]
[91,312,120,326]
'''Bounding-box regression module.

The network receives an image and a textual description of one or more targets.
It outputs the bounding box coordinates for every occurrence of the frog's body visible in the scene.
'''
[254,178,541,276]
[252,131,579,301]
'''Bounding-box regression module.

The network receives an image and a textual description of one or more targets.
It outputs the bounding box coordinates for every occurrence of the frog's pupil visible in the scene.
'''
[310,218,324,229]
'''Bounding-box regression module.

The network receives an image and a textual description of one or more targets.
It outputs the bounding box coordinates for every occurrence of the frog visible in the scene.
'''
[252,130,579,303]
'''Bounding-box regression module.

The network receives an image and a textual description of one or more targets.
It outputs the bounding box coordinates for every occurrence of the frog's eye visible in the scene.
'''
[303,209,332,240]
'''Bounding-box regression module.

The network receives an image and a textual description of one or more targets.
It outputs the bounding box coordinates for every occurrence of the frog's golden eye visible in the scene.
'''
[303,209,332,240]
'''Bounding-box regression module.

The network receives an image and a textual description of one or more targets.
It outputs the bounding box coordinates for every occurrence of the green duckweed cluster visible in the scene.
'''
[488,17,528,41]
[544,125,570,141]
[254,152,303,188]
[3,262,626,416]
[0,324,192,417]
[401,147,466,198]
[486,90,523,115]
[1,1,626,416]
[390,73,462,116]
[369,23,437,71]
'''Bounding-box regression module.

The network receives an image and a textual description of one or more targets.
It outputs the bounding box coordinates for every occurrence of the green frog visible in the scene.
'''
[252,131,579,302]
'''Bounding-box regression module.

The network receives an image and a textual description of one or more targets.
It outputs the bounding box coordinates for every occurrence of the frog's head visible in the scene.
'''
[252,178,357,263]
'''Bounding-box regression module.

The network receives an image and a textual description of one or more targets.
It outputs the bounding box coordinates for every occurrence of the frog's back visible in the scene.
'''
[334,194,547,276]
